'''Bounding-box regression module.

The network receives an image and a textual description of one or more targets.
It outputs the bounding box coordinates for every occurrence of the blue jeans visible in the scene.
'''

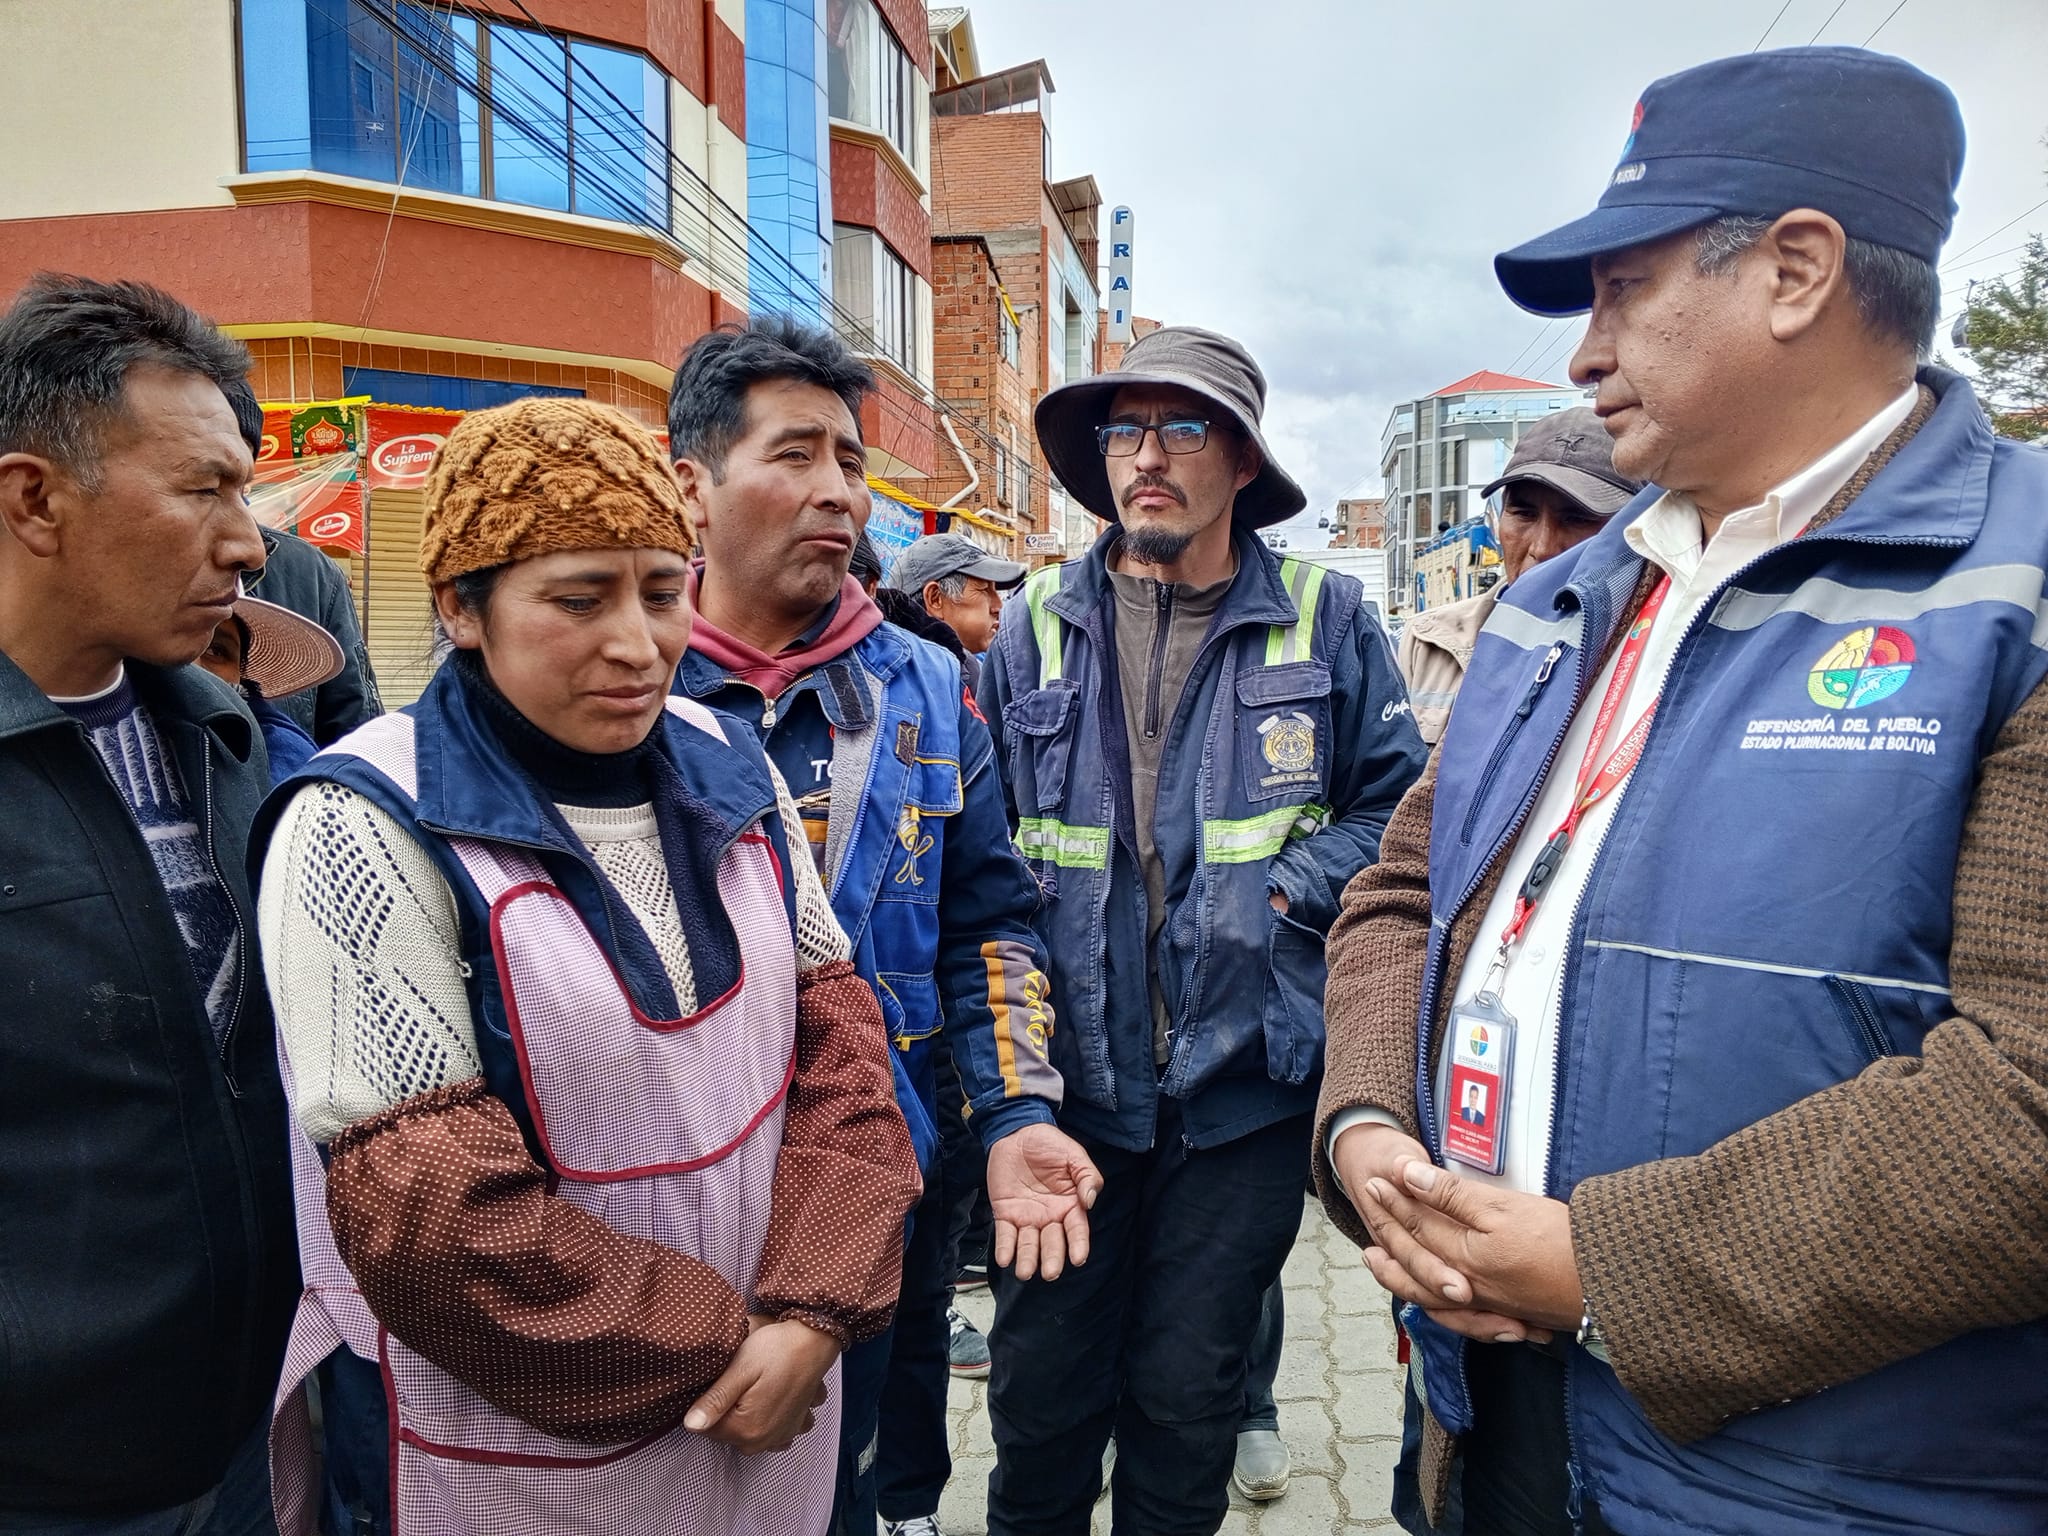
[10,1421,275,1536]
[1239,1280,1285,1433]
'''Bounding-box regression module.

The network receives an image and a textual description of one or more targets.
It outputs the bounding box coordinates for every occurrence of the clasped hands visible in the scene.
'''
[685,1314,838,1455]
[1333,1121,1585,1341]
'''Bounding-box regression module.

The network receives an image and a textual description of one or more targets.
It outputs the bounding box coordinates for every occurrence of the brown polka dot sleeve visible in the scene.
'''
[754,958,924,1347]
[326,1078,752,1445]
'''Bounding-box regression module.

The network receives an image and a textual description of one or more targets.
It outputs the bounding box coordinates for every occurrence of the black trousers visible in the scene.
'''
[1456,1344,1618,1536]
[875,1156,955,1521]
[876,1043,989,1521]
[986,1104,1311,1536]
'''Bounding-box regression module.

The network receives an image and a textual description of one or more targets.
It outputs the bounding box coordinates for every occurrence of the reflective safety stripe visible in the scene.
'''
[1202,802,1330,864]
[1024,568,1066,685]
[1016,816,1110,868]
[1584,940,1952,997]
[1482,603,1586,654]
[1265,558,1328,666]
[1705,563,2048,645]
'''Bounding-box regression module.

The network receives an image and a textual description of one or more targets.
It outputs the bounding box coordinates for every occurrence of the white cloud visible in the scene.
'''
[959,0,2048,515]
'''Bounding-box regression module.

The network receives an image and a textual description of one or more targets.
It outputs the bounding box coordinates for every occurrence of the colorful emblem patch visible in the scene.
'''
[1259,711,1317,773]
[1808,626,1916,711]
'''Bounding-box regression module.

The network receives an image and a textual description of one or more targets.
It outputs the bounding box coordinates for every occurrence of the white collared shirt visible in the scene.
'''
[1330,383,1919,1191]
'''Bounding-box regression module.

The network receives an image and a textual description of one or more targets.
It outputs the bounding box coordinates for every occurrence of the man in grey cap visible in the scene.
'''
[1317,45,2048,1536]
[886,530,1027,680]
[962,325,1425,1535]
[1399,406,1642,744]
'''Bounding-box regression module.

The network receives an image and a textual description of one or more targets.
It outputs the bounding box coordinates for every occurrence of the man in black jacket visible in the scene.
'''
[0,274,298,1532]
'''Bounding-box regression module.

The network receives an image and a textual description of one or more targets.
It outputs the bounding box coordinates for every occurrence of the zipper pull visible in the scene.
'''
[761,701,777,728]
[1516,643,1566,718]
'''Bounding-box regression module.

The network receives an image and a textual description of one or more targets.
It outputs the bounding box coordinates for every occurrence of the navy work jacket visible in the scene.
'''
[981,526,1426,1153]
[1413,370,2048,1534]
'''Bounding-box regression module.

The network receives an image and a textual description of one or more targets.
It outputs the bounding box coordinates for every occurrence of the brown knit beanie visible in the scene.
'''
[418,397,693,584]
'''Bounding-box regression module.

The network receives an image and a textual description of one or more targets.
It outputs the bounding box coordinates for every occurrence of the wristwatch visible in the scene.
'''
[1576,1298,1607,1352]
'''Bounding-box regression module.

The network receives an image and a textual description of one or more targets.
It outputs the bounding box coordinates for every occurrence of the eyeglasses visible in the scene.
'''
[1095,419,1210,457]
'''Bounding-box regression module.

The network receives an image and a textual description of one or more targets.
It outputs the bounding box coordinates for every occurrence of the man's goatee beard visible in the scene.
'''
[1120,525,1197,566]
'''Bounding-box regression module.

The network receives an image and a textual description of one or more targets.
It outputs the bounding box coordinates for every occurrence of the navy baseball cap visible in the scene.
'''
[1496,47,1964,316]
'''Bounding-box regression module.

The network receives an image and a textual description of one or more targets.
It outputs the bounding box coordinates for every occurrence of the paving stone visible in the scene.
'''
[1338,1442,1400,1527]
[1271,1334,1333,1402]
[1333,1365,1408,1444]
[1257,1471,1340,1536]
[1327,1257,1390,1317]
[1279,1282,1329,1340]
[938,1455,994,1535]
[1275,1398,1339,1475]
[1279,1233,1324,1290]
[1331,1302,1399,1368]
[955,1384,996,1459]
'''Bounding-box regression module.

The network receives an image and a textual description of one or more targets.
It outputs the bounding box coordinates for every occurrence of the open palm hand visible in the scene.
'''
[987,1123,1104,1281]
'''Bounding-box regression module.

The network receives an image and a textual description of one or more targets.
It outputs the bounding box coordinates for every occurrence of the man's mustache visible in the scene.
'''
[1120,473,1188,509]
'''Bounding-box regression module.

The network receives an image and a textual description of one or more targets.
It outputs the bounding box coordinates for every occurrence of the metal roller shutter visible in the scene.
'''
[362,488,440,708]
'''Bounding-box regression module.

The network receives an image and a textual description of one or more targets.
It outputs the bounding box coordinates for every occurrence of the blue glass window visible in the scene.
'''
[241,1,669,229]
[486,24,570,212]
[570,42,669,226]
[745,0,833,319]
[243,0,479,193]
[399,7,482,198]
[242,0,312,170]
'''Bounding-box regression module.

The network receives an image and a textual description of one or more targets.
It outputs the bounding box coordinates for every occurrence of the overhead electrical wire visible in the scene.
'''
[1806,0,1854,43]
[1941,197,2048,269]
[355,0,449,333]
[1862,0,1911,45]
[324,0,1019,477]
[465,0,1021,471]
[1751,0,1797,50]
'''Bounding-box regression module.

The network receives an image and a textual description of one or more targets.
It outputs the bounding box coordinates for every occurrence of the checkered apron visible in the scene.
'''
[269,700,835,1536]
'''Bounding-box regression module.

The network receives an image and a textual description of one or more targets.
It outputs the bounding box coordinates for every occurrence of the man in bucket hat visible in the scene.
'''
[966,325,1425,1534]
[1316,46,2048,1535]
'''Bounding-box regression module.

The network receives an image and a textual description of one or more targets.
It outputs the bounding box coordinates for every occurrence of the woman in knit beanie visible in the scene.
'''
[251,397,920,1536]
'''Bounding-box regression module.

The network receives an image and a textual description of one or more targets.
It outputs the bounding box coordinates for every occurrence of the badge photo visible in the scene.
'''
[1440,994,1514,1176]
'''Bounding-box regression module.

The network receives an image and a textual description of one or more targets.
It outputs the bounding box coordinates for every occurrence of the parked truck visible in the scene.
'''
[1294,545,1391,632]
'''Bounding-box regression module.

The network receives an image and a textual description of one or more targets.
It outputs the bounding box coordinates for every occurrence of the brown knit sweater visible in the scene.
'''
[1314,394,2048,1448]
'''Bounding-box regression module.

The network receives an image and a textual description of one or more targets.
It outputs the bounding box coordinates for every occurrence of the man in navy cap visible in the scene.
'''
[1316,46,2048,1536]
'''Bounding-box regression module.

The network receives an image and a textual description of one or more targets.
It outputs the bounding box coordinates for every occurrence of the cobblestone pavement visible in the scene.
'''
[935,1197,1407,1535]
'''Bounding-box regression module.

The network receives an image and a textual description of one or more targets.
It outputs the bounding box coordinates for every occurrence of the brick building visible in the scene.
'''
[928,54,1104,564]
[822,0,938,486]
[923,235,1037,539]
[1100,312,1163,374]
[0,0,753,702]
[1330,496,1386,549]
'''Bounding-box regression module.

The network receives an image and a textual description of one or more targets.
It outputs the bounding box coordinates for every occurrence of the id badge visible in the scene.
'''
[1438,992,1515,1175]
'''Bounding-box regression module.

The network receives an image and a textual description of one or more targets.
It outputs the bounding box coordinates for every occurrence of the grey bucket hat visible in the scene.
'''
[1035,326,1307,530]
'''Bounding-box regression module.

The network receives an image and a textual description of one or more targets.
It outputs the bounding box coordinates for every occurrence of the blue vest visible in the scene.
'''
[256,662,800,1155]
[677,622,966,1171]
[1415,373,2048,1534]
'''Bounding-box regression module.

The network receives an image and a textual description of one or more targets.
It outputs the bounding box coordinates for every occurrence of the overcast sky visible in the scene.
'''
[957,0,2048,546]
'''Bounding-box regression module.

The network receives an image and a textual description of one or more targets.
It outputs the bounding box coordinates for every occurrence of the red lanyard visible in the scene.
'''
[1496,575,1673,954]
